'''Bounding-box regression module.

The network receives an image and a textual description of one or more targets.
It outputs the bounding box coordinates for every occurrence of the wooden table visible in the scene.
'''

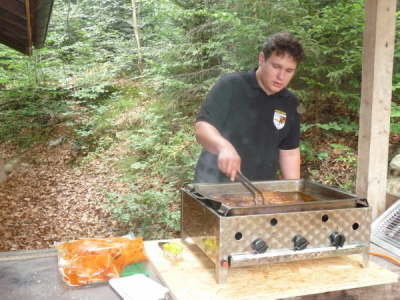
[288,245,400,300]
[145,239,399,300]
[0,240,398,300]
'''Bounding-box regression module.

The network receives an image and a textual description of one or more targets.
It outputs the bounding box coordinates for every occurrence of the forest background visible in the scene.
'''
[1,0,400,247]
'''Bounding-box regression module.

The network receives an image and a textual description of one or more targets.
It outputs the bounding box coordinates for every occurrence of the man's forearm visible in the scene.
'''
[195,121,231,155]
[279,148,301,179]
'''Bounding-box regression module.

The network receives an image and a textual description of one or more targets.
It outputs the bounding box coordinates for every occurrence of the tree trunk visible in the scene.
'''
[131,0,143,73]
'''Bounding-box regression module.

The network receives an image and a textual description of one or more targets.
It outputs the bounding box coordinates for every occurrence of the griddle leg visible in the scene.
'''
[216,263,228,284]
[361,248,370,267]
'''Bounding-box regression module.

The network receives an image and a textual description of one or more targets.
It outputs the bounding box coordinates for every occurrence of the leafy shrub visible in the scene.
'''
[106,186,180,239]
[391,102,400,133]
[0,87,70,146]
[102,90,201,237]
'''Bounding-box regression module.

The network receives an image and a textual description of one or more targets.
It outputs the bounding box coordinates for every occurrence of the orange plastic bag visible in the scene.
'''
[56,237,147,286]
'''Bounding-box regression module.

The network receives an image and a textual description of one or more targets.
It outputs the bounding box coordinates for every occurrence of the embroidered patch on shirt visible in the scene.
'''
[273,109,287,130]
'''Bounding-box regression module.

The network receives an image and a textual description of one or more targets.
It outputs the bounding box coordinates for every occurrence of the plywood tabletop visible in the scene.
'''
[144,239,399,300]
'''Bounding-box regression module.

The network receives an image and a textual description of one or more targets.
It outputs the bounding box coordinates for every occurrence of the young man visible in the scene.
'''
[194,32,304,183]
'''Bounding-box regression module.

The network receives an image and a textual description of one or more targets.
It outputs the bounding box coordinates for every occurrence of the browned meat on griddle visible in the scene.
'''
[213,191,316,207]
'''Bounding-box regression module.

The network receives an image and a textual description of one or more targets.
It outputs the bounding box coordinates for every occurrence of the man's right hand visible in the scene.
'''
[217,144,241,181]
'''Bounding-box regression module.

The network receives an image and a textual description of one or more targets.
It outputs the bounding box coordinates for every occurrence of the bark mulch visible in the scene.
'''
[0,127,132,251]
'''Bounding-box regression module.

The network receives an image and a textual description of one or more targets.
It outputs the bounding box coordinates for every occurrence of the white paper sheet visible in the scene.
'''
[109,274,169,300]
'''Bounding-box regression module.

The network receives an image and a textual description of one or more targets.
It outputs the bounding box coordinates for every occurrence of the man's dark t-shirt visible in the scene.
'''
[194,69,300,183]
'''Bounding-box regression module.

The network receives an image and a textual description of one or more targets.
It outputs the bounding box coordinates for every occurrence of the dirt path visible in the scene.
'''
[0,127,132,251]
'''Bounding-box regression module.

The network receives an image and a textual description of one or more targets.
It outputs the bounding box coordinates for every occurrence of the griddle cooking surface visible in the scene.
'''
[192,180,364,215]
[213,191,316,207]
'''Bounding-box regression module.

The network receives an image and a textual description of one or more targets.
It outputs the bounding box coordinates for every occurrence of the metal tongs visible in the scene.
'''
[236,171,266,206]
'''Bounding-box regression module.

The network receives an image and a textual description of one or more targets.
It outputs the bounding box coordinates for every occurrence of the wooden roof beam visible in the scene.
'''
[0,32,28,54]
[0,18,27,39]
[0,16,26,33]
[0,7,26,28]
[0,28,27,46]
[0,1,26,19]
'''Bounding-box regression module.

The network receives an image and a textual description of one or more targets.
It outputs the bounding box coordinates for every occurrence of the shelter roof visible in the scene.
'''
[0,0,54,55]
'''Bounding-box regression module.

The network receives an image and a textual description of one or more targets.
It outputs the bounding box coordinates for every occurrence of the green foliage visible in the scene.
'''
[73,85,143,159]
[142,1,223,102]
[300,140,315,162]
[391,123,400,134]
[315,121,357,133]
[103,91,201,238]
[301,117,358,141]
[60,64,118,101]
[106,186,180,239]
[300,141,329,163]
[124,103,200,186]
[317,152,329,160]
[291,1,364,114]
[391,102,400,133]
[0,87,69,147]
[0,45,39,89]
[331,143,357,167]
[329,143,351,152]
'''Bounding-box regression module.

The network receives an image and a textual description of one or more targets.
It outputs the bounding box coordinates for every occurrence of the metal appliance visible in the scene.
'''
[181,179,371,283]
[371,199,400,257]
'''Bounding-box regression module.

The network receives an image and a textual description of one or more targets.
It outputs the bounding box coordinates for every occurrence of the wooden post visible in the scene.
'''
[356,0,397,219]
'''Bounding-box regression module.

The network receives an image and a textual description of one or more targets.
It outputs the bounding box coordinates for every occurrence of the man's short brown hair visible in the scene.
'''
[262,32,304,63]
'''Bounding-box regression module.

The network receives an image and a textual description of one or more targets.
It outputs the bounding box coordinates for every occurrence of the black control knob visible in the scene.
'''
[292,235,309,251]
[251,238,268,254]
[329,232,346,248]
